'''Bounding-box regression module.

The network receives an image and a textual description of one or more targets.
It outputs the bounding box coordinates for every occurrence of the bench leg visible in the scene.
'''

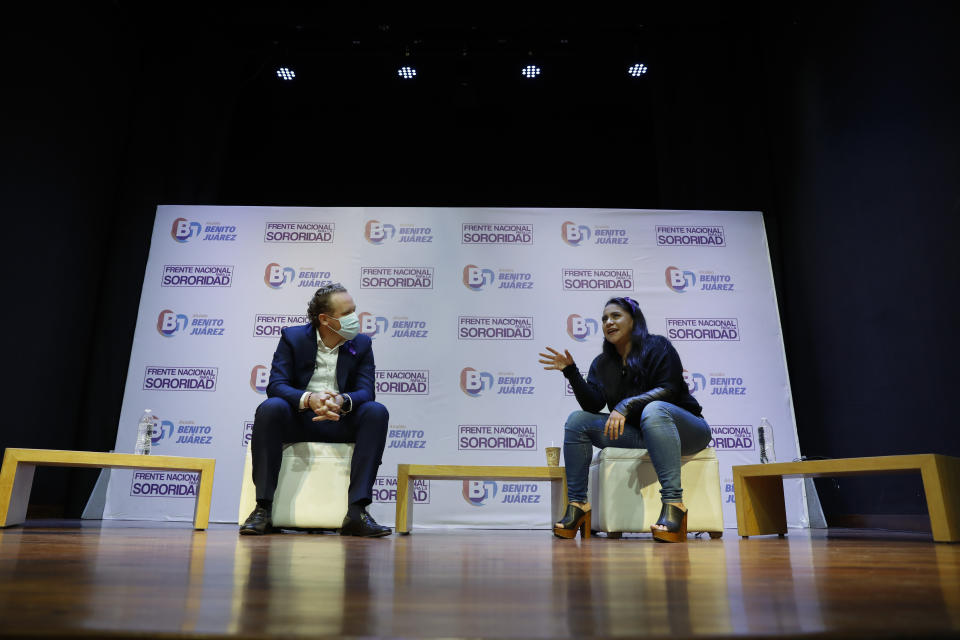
[921,456,960,543]
[395,465,413,534]
[0,455,35,528]
[734,473,787,537]
[192,466,214,530]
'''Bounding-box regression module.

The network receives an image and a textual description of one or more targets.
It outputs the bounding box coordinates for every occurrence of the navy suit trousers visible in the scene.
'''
[251,397,389,507]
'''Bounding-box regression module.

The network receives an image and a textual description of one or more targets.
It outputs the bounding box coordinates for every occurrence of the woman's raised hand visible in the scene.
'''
[538,346,574,371]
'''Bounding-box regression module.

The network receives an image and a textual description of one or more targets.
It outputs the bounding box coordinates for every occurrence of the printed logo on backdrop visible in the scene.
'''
[462,265,534,291]
[139,420,213,447]
[143,366,218,391]
[157,310,187,337]
[388,425,427,449]
[151,419,174,446]
[376,370,429,395]
[253,313,309,337]
[561,222,591,246]
[564,370,588,396]
[462,480,498,506]
[461,223,533,245]
[500,483,542,504]
[724,477,736,504]
[161,265,234,287]
[242,421,253,447]
[458,425,537,451]
[561,220,630,246]
[683,370,708,394]
[130,471,199,498]
[462,480,541,506]
[373,476,430,504]
[359,312,430,339]
[462,264,493,291]
[360,267,434,289]
[264,264,332,289]
[710,425,755,451]
[562,268,634,291]
[666,318,740,341]
[665,266,736,293]
[250,365,269,394]
[656,225,726,247]
[154,420,215,446]
[685,369,748,397]
[263,221,335,243]
[170,218,237,243]
[458,316,533,340]
[364,220,433,244]
[156,310,226,337]
[567,314,600,342]
[459,368,535,397]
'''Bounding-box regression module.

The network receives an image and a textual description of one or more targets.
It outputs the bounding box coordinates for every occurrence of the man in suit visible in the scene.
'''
[240,283,391,536]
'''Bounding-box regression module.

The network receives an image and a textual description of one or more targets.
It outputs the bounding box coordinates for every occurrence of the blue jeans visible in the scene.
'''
[563,401,711,504]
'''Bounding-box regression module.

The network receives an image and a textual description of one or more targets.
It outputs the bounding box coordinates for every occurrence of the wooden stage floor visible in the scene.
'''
[0,521,958,639]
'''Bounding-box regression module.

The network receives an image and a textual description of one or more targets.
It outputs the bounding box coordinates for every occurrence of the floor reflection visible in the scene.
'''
[231,533,352,635]
[734,535,821,634]
[180,532,207,632]
[579,537,732,637]
[807,536,957,633]
[386,531,734,638]
[936,544,960,629]
[3,524,954,638]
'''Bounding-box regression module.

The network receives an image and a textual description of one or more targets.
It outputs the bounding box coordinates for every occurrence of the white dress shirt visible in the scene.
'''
[299,333,341,410]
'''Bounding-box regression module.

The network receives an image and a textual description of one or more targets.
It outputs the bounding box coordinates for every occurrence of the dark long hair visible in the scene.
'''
[601,297,668,385]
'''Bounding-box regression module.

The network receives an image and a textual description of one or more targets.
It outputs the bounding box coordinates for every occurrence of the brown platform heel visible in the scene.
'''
[651,503,687,543]
[553,503,591,539]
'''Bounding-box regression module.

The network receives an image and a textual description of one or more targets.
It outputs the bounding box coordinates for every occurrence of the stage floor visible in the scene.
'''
[0,521,957,639]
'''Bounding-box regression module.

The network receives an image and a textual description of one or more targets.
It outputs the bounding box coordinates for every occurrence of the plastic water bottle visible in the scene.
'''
[135,410,156,455]
[758,417,776,463]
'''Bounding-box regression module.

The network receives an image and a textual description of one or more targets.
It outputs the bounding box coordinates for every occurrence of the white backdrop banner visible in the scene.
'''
[102,206,806,529]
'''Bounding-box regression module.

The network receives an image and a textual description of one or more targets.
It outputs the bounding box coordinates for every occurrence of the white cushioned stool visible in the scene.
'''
[238,442,354,528]
[588,446,724,538]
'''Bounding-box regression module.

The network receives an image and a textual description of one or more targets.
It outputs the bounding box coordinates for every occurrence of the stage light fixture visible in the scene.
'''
[521,65,541,79]
[628,63,648,77]
[276,67,296,81]
[398,66,417,79]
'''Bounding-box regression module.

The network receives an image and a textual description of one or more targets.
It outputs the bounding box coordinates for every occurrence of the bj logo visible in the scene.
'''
[462,480,498,506]
[566,314,599,341]
[171,218,202,243]
[463,264,495,291]
[364,220,396,244]
[152,419,174,446]
[666,266,696,293]
[157,310,188,337]
[683,369,707,394]
[359,312,389,337]
[561,221,591,246]
[460,367,494,397]
[264,263,296,289]
[250,365,269,393]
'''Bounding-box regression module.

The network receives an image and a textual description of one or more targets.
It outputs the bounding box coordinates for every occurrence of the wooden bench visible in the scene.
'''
[0,448,216,530]
[396,464,567,534]
[733,454,960,542]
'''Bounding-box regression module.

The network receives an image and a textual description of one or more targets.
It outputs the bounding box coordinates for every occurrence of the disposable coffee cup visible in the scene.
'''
[545,447,561,467]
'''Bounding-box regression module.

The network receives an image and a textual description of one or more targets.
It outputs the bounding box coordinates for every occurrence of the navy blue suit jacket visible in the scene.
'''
[266,323,376,412]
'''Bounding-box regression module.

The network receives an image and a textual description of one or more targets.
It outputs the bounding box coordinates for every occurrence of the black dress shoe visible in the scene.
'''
[340,508,392,537]
[239,505,274,535]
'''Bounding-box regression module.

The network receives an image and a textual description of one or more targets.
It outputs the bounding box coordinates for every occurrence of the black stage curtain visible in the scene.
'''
[1,3,956,521]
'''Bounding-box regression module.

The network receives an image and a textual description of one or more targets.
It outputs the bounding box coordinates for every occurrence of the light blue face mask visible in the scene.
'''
[331,311,360,341]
